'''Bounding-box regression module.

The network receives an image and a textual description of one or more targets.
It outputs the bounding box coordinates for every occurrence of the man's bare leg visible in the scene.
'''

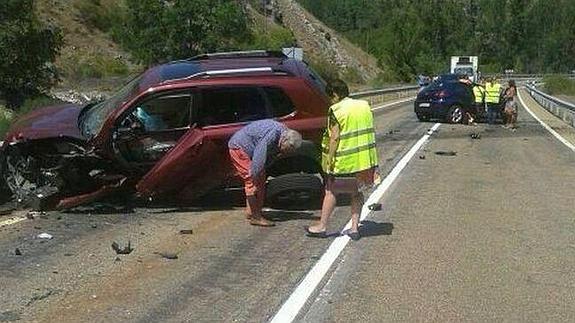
[350,191,364,233]
[308,189,337,233]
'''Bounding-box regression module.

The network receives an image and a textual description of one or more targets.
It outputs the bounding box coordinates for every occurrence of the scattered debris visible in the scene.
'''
[435,151,457,156]
[14,248,22,256]
[111,241,133,255]
[63,253,73,257]
[419,155,426,160]
[0,208,15,216]
[155,252,178,260]
[91,224,98,229]
[179,229,194,235]
[26,289,56,306]
[115,257,122,262]
[0,310,21,322]
[368,203,382,211]
[470,133,481,139]
[37,233,53,240]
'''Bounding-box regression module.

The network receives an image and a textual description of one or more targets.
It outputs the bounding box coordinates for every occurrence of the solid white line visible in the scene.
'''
[517,90,575,152]
[0,215,28,228]
[371,97,415,111]
[270,122,441,323]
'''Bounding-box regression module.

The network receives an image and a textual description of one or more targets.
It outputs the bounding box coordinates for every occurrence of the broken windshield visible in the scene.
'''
[80,75,144,139]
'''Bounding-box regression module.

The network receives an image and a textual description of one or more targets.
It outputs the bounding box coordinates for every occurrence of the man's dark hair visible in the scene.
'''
[327,79,349,98]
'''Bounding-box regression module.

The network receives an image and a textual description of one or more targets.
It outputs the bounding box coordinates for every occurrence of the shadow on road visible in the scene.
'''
[359,220,394,238]
[263,210,319,222]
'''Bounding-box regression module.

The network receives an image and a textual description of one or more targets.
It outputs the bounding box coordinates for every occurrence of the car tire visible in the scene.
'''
[266,173,323,210]
[446,105,465,124]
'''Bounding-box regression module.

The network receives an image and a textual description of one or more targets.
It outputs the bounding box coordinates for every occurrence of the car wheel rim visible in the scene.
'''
[451,108,463,123]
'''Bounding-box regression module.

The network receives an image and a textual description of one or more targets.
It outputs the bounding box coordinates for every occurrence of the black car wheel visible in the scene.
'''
[266,173,323,210]
[447,105,465,124]
[416,114,429,122]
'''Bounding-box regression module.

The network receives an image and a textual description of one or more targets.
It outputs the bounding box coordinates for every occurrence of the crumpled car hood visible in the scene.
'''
[4,104,84,143]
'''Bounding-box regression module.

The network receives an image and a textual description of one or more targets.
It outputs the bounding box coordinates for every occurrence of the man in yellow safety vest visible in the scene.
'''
[471,78,486,125]
[484,77,502,124]
[306,79,380,241]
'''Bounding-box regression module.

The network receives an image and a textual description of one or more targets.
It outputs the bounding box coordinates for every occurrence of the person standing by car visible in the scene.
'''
[306,79,380,241]
[471,78,486,125]
[503,79,518,130]
[484,77,502,124]
[228,120,302,227]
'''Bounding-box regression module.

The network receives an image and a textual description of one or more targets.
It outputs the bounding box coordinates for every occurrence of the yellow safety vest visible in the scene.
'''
[321,98,378,174]
[473,85,485,103]
[485,82,501,104]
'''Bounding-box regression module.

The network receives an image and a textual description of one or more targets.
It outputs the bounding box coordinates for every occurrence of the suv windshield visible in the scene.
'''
[454,67,473,76]
[80,75,143,138]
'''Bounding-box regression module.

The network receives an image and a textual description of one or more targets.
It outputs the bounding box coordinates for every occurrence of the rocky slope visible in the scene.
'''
[273,0,382,82]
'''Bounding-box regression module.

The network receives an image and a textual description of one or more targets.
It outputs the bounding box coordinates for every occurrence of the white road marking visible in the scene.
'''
[372,97,415,111]
[0,212,33,228]
[270,122,442,323]
[517,90,575,152]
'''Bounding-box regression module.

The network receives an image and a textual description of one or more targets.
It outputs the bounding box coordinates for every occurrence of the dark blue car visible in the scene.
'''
[414,74,474,123]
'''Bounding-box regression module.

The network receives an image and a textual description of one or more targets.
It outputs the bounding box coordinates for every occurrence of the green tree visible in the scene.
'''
[115,0,250,65]
[0,0,63,109]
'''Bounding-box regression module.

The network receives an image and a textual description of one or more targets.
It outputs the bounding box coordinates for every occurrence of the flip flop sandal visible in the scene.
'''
[305,226,328,238]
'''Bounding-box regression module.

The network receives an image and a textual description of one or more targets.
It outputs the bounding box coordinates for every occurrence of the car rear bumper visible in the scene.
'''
[414,100,451,118]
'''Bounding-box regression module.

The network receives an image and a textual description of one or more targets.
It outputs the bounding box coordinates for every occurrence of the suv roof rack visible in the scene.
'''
[189,50,287,61]
[162,67,291,84]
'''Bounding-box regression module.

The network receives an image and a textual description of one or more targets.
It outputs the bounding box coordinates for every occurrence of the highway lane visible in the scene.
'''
[300,93,575,322]
[0,98,427,322]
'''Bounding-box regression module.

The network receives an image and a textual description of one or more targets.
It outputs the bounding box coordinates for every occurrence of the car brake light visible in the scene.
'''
[435,90,449,98]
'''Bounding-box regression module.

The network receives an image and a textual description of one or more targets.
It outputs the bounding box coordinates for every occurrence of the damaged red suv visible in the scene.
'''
[0,51,329,210]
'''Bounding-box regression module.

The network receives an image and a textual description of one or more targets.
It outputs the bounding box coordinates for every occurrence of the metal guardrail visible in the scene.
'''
[350,85,419,107]
[526,84,575,127]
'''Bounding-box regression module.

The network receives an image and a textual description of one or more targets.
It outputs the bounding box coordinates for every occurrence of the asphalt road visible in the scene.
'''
[2,93,575,322]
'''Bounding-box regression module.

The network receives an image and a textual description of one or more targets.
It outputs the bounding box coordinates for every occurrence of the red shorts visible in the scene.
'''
[229,148,266,196]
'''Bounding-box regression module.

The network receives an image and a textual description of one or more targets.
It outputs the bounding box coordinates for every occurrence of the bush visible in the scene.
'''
[66,55,130,81]
[543,75,575,95]
[75,0,122,32]
[0,106,12,140]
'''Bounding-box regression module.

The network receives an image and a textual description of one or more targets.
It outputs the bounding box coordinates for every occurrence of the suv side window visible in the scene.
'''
[198,87,269,126]
[263,87,295,117]
[132,94,191,131]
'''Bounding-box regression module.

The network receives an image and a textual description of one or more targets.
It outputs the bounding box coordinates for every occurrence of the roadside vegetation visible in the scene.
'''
[298,0,575,81]
[543,76,575,96]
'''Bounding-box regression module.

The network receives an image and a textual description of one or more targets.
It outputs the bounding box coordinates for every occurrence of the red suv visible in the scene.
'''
[0,51,329,210]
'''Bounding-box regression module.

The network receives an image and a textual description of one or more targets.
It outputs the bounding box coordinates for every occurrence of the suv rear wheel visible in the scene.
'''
[266,173,323,210]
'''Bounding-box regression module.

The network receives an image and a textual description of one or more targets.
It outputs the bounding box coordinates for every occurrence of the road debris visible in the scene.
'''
[435,151,457,156]
[111,241,133,255]
[179,229,194,235]
[0,311,21,322]
[37,233,53,240]
[419,155,426,160]
[368,203,382,211]
[26,289,56,306]
[14,248,22,256]
[155,252,179,260]
[470,133,481,139]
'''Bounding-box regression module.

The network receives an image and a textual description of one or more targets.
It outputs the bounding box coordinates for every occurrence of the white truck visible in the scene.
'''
[450,56,478,82]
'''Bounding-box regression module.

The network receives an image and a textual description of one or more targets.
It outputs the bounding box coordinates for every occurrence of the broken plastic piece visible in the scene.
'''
[111,241,133,255]
[368,203,382,211]
[37,233,53,239]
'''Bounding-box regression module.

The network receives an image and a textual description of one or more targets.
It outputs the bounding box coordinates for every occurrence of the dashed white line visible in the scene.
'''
[517,90,575,152]
[270,122,441,323]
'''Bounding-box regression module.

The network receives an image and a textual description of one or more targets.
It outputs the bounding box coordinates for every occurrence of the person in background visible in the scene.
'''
[306,79,380,241]
[470,77,486,125]
[228,120,302,227]
[484,77,503,125]
[503,79,518,130]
